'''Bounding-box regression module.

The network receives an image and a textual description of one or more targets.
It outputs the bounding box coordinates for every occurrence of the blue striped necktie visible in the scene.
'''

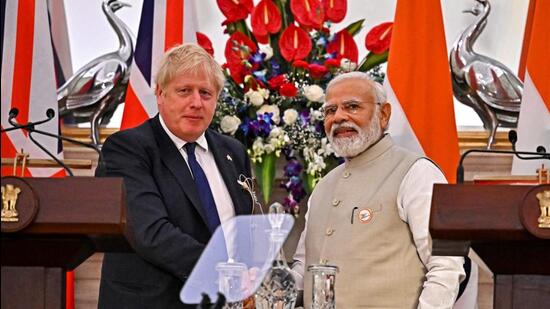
[184,142,221,232]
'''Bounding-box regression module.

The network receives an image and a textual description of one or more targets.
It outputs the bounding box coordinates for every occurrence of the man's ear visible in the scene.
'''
[379,102,391,130]
[155,85,162,97]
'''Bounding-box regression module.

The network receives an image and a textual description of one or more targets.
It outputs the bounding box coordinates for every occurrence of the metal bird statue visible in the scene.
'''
[57,0,133,145]
[450,0,523,148]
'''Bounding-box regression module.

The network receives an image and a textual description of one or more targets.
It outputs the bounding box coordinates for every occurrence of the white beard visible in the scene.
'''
[328,112,382,158]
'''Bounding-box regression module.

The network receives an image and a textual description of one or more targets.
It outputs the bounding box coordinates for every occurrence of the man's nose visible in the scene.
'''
[332,106,349,123]
[188,90,202,107]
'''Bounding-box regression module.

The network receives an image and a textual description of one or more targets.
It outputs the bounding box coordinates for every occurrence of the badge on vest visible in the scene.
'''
[358,208,374,224]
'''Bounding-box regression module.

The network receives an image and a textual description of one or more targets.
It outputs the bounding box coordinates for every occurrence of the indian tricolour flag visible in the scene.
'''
[512,0,550,175]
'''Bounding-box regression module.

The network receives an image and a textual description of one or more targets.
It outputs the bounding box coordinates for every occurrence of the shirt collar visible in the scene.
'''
[159,115,209,152]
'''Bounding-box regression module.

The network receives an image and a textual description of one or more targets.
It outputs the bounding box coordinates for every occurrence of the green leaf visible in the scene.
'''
[345,19,365,36]
[304,173,319,195]
[254,152,277,204]
[357,50,389,72]
[274,0,293,30]
[233,20,255,43]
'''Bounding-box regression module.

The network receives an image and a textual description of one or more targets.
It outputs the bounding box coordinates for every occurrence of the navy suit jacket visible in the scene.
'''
[97,115,253,308]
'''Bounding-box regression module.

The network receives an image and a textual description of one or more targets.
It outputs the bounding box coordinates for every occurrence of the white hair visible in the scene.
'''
[328,104,383,158]
[325,72,387,104]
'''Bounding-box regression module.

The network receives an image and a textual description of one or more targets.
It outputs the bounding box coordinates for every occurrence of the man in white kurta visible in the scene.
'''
[291,72,465,308]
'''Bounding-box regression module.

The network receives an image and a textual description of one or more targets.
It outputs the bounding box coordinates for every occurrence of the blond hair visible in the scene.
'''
[155,43,225,95]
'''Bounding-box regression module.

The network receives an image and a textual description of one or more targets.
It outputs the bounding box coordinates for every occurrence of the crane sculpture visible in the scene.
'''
[450,0,523,149]
[57,0,133,146]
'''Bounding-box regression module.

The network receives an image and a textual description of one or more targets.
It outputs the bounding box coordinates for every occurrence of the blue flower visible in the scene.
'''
[253,70,267,83]
[270,60,281,75]
[250,51,266,64]
[284,159,303,177]
[316,36,327,46]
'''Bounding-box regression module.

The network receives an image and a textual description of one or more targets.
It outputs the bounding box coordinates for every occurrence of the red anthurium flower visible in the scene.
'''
[279,24,312,62]
[224,31,257,65]
[326,29,358,63]
[308,63,328,79]
[268,74,287,90]
[217,0,253,23]
[292,60,309,69]
[365,22,393,54]
[224,63,251,84]
[196,32,214,56]
[324,58,340,68]
[251,0,282,38]
[280,82,298,97]
[323,0,346,23]
[290,0,324,29]
[255,33,270,45]
[224,62,249,84]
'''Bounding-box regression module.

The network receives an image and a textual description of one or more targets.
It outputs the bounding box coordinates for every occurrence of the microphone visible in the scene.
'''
[456,145,550,184]
[3,108,74,176]
[508,130,548,160]
[2,108,56,132]
[8,108,19,120]
[2,108,104,176]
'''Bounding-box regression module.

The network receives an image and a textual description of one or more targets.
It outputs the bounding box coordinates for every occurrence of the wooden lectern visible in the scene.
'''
[1,177,129,309]
[430,184,550,309]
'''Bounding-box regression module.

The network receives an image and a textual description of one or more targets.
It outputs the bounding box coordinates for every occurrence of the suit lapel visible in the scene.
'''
[206,131,252,215]
[151,116,210,226]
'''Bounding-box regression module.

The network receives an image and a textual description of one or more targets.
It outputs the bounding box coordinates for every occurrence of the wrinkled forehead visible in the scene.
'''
[324,79,377,106]
[172,65,218,89]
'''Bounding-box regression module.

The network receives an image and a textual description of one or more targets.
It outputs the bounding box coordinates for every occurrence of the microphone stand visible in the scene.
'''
[457,129,550,184]
[508,130,549,161]
[2,108,104,176]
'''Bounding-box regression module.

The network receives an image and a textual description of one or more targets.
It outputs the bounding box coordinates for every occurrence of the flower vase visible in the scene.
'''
[254,152,277,205]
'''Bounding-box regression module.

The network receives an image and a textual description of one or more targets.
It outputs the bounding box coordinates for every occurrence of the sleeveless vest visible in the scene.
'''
[304,135,426,308]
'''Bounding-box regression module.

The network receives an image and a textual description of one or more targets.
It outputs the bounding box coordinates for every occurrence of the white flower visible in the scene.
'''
[245,89,265,106]
[257,104,281,124]
[259,45,273,60]
[303,85,324,102]
[269,126,283,138]
[340,58,357,72]
[258,87,270,99]
[283,109,299,125]
[310,109,324,121]
[220,115,241,135]
[264,143,276,153]
[252,138,265,155]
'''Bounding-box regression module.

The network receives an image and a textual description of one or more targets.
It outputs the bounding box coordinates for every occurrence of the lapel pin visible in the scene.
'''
[358,208,374,224]
[226,154,233,161]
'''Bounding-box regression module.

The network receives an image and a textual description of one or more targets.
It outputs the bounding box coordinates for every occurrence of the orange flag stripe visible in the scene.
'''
[526,0,550,111]
[165,0,184,50]
[387,0,460,182]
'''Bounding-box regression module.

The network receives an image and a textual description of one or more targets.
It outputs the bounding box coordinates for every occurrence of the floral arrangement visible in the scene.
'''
[199,0,393,215]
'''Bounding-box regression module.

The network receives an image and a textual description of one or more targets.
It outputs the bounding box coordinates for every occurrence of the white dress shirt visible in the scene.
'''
[291,158,465,309]
[159,116,235,224]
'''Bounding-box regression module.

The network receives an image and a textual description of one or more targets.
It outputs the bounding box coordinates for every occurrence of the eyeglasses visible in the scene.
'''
[320,100,380,118]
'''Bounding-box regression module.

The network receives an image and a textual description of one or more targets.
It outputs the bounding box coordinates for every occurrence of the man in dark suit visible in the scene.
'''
[96,43,253,308]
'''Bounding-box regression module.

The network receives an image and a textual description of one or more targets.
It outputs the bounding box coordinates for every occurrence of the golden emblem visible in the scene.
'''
[536,190,550,228]
[358,208,374,224]
[1,184,22,222]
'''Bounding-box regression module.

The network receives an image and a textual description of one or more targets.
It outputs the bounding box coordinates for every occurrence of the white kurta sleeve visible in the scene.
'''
[290,197,310,290]
[397,159,466,309]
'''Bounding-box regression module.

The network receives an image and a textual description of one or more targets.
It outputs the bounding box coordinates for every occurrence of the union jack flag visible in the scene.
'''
[121,0,198,129]
[1,0,66,177]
